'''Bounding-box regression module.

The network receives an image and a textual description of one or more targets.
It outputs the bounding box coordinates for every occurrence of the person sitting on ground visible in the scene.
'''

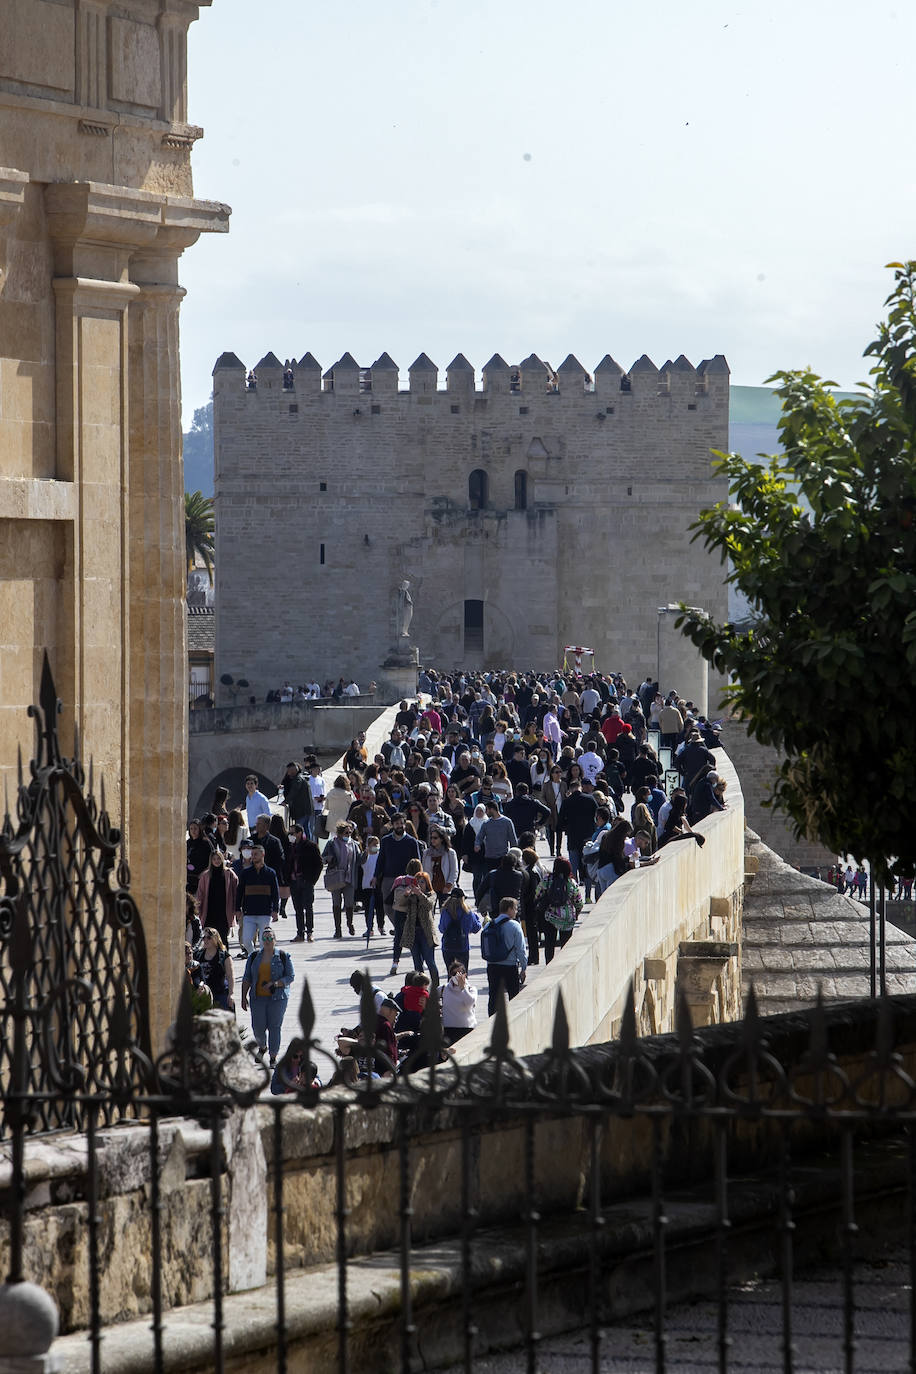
[394,970,431,1037]
[270,1053,321,1096]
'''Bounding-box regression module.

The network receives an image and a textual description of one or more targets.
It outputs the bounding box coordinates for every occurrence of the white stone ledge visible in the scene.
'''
[454,748,745,1062]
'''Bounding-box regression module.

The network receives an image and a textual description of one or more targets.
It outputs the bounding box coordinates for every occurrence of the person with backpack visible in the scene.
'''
[438,888,483,970]
[481,896,528,1015]
[534,856,583,964]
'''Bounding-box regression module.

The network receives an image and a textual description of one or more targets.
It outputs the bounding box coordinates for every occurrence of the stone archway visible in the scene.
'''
[188,739,282,817]
[191,765,278,821]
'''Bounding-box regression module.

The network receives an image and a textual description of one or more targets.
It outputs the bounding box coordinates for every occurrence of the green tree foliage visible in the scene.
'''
[679,263,916,881]
[183,399,213,496]
[185,490,215,577]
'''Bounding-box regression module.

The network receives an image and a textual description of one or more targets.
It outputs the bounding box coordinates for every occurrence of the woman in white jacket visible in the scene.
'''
[421,827,459,906]
[440,961,478,1042]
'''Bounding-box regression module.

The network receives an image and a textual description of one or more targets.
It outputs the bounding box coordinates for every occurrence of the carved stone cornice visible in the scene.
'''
[44,181,230,279]
[161,126,203,150]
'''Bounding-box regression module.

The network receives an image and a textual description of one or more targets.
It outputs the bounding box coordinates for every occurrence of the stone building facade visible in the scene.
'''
[0,0,228,1046]
[212,349,730,696]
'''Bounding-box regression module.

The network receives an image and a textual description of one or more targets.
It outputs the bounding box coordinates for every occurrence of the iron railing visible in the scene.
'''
[0,655,151,1139]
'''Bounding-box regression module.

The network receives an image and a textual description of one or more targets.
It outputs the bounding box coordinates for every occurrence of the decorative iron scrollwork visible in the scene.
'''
[0,655,152,1138]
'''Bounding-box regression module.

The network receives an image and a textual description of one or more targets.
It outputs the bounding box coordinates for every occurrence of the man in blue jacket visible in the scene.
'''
[235,844,280,957]
[482,897,528,1015]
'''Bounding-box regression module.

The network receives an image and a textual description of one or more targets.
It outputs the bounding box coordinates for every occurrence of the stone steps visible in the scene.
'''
[51,1133,911,1373]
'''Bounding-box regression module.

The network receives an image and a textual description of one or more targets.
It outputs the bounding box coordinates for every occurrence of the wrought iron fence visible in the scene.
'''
[4,663,916,1374]
[0,656,151,1139]
[5,976,916,1373]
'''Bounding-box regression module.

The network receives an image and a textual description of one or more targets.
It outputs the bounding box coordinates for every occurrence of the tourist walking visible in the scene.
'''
[438,888,483,971]
[194,848,238,945]
[234,843,280,957]
[481,896,528,1015]
[197,927,235,1011]
[322,821,360,937]
[287,822,322,942]
[241,928,294,1067]
[535,856,584,963]
[186,819,214,895]
[421,827,458,906]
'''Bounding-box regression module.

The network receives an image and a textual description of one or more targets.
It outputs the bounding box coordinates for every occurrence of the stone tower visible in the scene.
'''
[212,349,729,694]
[0,1,229,1047]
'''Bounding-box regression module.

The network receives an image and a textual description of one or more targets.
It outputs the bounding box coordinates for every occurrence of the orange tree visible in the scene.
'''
[679,264,916,882]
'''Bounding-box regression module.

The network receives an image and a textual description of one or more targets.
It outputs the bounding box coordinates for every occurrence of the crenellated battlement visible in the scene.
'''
[211,348,730,402]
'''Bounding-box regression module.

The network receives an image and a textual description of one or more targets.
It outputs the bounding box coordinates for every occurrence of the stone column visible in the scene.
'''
[127,259,188,1046]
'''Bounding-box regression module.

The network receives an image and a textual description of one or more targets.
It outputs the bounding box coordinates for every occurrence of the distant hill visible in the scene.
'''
[183,399,213,496]
[729,383,862,460]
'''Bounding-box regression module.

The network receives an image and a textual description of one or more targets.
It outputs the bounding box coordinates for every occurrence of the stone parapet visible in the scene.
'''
[452,746,746,1062]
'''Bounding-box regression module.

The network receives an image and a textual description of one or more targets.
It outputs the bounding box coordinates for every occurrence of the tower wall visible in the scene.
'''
[213,356,729,692]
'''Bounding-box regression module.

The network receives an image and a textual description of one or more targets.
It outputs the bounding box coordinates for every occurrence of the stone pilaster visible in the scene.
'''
[43,183,229,1050]
[50,273,138,817]
[75,0,111,112]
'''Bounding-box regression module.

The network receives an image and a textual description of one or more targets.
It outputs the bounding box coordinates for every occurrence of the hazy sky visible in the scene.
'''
[179,0,916,424]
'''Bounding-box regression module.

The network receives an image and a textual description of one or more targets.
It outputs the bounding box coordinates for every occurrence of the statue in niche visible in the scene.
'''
[396,580,414,638]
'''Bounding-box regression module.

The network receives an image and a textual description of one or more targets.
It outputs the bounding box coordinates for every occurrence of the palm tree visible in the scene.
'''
[185,491,215,577]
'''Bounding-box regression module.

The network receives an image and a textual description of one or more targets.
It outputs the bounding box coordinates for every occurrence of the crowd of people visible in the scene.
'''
[263,677,374,703]
[822,863,914,902]
[184,667,727,1079]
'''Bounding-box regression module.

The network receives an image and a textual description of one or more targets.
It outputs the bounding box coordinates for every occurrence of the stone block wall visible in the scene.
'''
[212,353,730,697]
[723,716,833,871]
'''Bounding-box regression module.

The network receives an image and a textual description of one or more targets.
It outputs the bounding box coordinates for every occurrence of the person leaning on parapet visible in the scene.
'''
[677,732,716,793]
[689,768,726,824]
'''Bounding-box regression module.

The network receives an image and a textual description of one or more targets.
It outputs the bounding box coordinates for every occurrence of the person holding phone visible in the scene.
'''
[240,928,294,1067]
[440,961,478,1044]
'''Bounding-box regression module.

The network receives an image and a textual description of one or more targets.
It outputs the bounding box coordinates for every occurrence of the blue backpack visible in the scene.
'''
[481,915,513,964]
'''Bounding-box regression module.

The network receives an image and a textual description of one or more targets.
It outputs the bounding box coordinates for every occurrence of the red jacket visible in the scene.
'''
[601,715,631,746]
